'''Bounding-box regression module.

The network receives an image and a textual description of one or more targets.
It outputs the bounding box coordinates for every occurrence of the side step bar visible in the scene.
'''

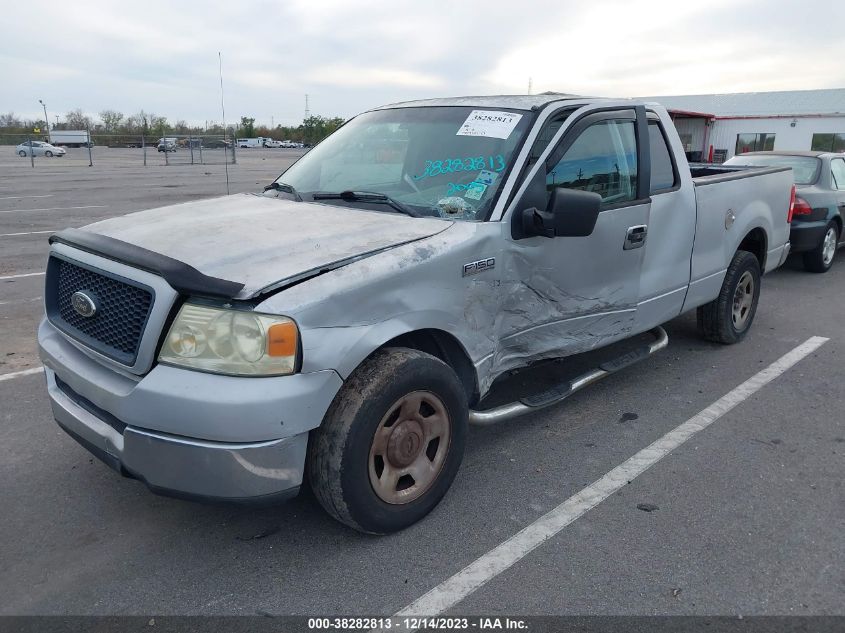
[468,326,668,426]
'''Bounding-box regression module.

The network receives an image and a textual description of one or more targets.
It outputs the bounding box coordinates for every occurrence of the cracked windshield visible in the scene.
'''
[270,106,532,221]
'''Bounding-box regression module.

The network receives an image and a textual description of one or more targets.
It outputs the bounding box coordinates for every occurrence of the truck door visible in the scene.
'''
[633,113,696,330]
[498,107,650,366]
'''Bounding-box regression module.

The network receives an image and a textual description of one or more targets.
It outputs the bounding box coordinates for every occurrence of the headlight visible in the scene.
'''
[159,303,298,376]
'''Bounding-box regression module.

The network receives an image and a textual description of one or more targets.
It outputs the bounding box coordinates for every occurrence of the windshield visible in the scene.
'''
[724,154,821,185]
[271,106,533,221]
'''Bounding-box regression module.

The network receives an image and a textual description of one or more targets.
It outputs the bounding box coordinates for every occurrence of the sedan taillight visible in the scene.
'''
[792,195,813,217]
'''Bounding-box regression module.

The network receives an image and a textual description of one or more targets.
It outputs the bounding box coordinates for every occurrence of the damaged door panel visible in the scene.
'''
[492,109,649,378]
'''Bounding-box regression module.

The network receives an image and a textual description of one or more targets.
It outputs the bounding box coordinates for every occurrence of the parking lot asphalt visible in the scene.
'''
[0,150,842,616]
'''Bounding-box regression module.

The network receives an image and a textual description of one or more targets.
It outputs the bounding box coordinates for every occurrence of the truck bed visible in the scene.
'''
[688,163,791,186]
[682,163,793,313]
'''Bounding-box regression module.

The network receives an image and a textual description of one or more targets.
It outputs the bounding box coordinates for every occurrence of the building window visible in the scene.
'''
[736,133,775,154]
[811,133,845,152]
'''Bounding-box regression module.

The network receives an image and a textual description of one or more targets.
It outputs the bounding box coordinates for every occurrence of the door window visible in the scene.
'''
[648,121,677,192]
[831,158,845,190]
[546,119,638,206]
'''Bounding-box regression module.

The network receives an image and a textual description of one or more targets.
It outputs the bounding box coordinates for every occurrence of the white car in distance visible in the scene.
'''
[16,141,67,157]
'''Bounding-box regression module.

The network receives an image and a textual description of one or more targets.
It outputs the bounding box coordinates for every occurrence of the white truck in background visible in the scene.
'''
[49,130,92,148]
[237,137,269,148]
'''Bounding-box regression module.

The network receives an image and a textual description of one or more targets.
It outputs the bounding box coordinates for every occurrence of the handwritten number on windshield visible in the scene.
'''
[414,155,506,181]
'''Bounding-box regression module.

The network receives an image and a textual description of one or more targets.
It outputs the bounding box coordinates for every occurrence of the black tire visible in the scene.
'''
[45,150,53,157]
[697,250,761,344]
[803,222,839,273]
[307,347,468,534]
[18,150,26,157]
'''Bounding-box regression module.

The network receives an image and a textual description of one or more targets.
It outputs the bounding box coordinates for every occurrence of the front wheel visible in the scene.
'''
[45,150,53,157]
[18,150,26,157]
[803,223,839,273]
[308,348,467,534]
[697,250,761,344]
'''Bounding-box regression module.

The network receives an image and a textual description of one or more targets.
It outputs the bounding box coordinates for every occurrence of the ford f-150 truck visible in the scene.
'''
[38,95,793,533]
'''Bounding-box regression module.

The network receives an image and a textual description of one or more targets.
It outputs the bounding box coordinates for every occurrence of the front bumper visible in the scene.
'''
[39,317,344,503]
[47,367,307,503]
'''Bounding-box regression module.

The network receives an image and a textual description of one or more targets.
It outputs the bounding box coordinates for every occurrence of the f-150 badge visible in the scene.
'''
[462,257,495,277]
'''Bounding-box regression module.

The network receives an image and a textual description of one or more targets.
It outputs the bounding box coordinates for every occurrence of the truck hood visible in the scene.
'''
[81,193,451,299]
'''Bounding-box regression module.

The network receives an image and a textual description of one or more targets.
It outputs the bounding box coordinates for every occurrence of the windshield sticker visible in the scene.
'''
[456,110,523,139]
[475,170,498,186]
[463,182,487,200]
[414,155,506,181]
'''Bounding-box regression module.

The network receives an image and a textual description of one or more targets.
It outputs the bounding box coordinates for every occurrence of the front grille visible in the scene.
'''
[46,255,155,365]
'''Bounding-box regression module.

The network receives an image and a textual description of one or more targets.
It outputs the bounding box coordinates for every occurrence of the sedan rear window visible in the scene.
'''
[723,155,821,185]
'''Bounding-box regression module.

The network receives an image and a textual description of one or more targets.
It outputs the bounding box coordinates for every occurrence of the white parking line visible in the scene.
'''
[0,205,106,214]
[0,194,54,200]
[0,272,45,280]
[0,367,44,383]
[395,336,829,618]
[0,230,56,237]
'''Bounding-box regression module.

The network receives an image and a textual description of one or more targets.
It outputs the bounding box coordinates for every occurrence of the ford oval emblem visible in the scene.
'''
[71,291,98,318]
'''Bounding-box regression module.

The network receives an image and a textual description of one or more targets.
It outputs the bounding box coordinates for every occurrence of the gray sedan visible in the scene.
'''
[725,151,845,272]
[16,141,67,157]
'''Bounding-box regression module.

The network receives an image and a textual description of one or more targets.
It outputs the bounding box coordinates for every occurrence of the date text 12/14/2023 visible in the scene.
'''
[306,616,528,630]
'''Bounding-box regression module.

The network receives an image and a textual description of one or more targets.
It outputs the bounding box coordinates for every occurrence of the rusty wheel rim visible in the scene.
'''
[731,270,755,330]
[368,391,451,505]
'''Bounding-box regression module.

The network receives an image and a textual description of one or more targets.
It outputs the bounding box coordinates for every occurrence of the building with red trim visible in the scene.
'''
[639,88,845,163]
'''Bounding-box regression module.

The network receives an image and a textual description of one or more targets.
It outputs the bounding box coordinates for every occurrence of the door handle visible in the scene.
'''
[624,225,648,250]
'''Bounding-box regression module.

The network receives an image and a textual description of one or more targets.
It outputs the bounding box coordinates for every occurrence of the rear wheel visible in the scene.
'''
[45,150,53,157]
[308,347,467,534]
[698,250,761,344]
[803,223,839,273]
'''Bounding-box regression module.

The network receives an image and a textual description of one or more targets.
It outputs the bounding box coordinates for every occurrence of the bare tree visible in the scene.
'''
[99,110,124,132]
[65,108,93,129]
[149,115,169,133]
[0,112,23,128]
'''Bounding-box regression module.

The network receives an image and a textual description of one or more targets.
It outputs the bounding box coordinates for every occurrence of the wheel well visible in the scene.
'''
[738,228,767,270]
[381,329,480,406]
[832,215,843,235]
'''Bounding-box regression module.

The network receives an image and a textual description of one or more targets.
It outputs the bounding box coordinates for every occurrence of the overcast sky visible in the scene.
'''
[2,0,843,127]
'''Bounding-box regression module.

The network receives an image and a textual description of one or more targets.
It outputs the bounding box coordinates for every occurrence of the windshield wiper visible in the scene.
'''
[264,181,302,201]
[311,190,421,218]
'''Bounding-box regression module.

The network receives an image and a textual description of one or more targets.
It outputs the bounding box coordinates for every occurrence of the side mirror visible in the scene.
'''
[518,187,602,238]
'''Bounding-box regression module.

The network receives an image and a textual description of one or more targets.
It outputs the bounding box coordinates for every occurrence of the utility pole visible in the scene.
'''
[39,99,50,139]
[304,94,311,146]
[527,77,533,95]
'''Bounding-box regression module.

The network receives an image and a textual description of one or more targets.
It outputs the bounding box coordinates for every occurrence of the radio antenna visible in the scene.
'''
[218,51,230,195]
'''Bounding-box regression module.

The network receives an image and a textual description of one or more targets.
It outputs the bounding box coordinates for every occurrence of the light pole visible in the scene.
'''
[38,99,50,139]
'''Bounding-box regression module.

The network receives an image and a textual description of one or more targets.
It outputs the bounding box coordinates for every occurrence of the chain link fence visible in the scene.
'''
[1,132,238,167]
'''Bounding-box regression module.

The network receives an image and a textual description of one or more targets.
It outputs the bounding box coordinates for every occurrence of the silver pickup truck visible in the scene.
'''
[38,95,793,533]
